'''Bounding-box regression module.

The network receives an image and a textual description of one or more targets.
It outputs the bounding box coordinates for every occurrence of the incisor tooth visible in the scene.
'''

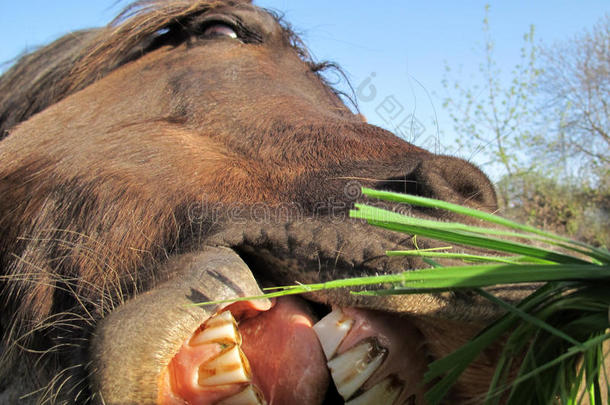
[217,384,267,405]
[198,345,252,386]
[327,340,387,400]
[345,377,403,405]
[312,307,354,359]
[191,310,242,347]
[205,310,237,328]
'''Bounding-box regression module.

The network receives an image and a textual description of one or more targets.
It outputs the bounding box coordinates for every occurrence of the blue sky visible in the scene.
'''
[1,1,607,176]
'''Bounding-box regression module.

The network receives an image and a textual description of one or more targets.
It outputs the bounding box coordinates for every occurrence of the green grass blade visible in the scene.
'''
[358,216,593,265]
[353,203,565,243]
[361,188,573,241]
[193,264,608,307]
[476,288,582,346]
[508,333,610,390]
[395,264,607,289]
[361,188,610,262]
[425,283,565,403]
[386,250,546,264]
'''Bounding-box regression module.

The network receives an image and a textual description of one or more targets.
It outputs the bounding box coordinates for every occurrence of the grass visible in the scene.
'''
[199,188,610,404]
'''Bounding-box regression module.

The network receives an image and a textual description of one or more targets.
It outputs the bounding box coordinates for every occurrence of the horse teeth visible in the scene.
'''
[326,339,388,400]
[312,307,354,359]
[198,345,252,386]
[217,384,267,405]
[345,377,403,405]
[191,310,242,347]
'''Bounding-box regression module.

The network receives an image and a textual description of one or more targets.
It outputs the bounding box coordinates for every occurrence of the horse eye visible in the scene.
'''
[202,23,238,39]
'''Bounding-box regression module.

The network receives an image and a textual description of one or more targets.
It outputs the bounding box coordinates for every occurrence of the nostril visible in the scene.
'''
[375,175,418,196]
[449,175,486,203]
[375,155,498,212]
[431,156,498,210]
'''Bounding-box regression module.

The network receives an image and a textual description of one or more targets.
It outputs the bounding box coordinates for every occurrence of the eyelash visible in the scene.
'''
[145,15,263,54]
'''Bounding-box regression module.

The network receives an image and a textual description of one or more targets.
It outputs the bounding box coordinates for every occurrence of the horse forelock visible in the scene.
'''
[0,0,342,140]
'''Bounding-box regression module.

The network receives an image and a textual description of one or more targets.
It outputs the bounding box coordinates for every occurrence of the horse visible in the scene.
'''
[0,1,513,403]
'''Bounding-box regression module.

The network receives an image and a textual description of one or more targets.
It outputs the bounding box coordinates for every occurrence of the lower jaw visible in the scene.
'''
[159,296,429,405]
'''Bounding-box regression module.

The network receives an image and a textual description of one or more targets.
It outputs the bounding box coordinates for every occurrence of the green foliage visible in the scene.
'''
[534,15,610,183]
[499,171,610,248]
[441,5,609,247]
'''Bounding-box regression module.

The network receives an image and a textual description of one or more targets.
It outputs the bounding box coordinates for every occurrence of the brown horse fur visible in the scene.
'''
[0,0,337,140]
[0,1,515,403]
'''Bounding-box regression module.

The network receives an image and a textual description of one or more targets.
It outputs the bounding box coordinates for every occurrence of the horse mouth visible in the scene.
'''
[157,234,429,405]
[161,297,427,405]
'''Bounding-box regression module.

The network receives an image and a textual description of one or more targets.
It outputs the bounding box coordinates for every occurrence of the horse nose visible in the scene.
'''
[375,155,498,211]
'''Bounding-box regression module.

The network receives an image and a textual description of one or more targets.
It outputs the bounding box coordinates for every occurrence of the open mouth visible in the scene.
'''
[159,297,428,405]
[152,235,430,405]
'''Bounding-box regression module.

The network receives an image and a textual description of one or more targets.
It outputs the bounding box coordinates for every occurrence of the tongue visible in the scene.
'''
[161,296,329,405]
[239,296,330,404]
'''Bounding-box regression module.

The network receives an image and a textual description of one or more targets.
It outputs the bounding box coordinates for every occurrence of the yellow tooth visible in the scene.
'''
[217,384,267,405]
[345,377,403,405]
[327,340,387,400]
[313,307,354,359]
[191,310,242,347]
[198,345,252,386]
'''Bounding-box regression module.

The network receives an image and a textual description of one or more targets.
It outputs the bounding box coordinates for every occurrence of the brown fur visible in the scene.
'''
[0,0,339,140]
[0,1,504,403]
